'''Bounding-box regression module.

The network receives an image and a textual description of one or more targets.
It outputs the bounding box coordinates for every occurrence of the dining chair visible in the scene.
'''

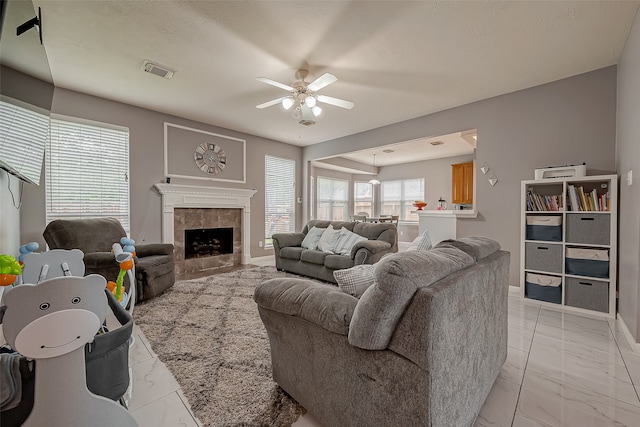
[352,214,367,222]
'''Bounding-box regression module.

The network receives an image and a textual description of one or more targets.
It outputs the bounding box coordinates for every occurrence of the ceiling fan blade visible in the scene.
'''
[256,97,287,109]
[316,95,354,110]
[307,73,337,91]
[256,77,295,92]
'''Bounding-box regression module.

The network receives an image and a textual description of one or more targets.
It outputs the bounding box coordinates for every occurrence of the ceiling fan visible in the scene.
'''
[256,69,354,124]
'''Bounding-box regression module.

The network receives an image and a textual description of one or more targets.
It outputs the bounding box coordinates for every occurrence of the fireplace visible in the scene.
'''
[185,227,233,259]
[154,184,257,279]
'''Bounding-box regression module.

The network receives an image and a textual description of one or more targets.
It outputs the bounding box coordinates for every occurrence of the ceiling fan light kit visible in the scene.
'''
[256,69,354,125]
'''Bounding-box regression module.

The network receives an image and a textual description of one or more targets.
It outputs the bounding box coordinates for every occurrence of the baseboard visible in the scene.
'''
[509,285,521,297]
[617,314,640,353]
[249,255,275,266]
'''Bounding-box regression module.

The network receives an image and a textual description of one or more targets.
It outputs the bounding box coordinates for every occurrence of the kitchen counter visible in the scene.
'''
[417,209,478,244]
[416,209,478,218]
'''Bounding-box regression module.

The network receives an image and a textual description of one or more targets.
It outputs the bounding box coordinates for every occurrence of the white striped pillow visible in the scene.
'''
[407,230,433,251]
[334,264,376,297]
[333,227,368,255]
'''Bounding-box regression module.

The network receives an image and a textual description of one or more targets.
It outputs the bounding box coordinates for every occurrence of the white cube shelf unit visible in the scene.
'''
[520,174,618,318]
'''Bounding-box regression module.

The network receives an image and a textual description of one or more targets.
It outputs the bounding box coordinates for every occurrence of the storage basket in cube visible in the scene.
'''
[525,272,562,304]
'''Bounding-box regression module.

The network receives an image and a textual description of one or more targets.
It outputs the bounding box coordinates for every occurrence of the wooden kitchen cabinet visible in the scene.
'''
[452,161,474,205]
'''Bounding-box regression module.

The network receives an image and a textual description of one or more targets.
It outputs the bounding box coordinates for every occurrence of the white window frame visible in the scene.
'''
[265,155,296,247]
[46,115,130,234]
[353,181,373,216]
[380,178,425,221]
[316,176,349,221]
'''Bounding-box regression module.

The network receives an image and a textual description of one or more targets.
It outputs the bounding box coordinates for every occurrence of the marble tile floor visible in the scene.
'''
[127,283,640,427]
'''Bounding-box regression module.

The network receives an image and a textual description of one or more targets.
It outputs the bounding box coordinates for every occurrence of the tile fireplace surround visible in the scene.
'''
[154,184,257,276]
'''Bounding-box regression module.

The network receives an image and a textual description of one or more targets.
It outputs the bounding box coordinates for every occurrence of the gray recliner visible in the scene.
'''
[43,217,175,302]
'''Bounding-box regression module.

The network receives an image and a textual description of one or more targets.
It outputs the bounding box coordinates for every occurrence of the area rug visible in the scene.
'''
[133,267,308,426]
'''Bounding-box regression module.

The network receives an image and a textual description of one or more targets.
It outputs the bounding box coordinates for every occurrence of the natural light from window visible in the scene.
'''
[317,177,348,221]
[265,155,296,247]
[381,178,424,221]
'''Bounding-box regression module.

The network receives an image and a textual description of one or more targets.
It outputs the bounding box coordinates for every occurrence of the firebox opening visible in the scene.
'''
[185,227,233,259]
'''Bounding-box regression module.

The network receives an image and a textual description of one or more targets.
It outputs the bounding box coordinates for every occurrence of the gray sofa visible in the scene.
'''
[271,220,397,283]
[254,237,509,427]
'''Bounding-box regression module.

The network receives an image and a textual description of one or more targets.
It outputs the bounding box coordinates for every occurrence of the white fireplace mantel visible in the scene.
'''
[154,183,257,264]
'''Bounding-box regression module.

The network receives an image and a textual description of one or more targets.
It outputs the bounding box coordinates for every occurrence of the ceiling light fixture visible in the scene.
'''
[368,154,381,185]
[305,96,317,108]
[282,97,295,110]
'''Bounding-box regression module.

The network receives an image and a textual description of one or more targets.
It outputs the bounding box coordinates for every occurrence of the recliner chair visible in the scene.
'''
[43,217,175,302]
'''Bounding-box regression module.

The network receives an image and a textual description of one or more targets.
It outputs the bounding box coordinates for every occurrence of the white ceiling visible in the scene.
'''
[2,1,638,149]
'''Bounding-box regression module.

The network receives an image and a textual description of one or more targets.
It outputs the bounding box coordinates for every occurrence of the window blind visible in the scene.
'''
[317,176,348,221]
[0,99,49,185]
[354,181,373,216]
[46,117,130,234]
[381,178,424,220]
[265,155,296,245]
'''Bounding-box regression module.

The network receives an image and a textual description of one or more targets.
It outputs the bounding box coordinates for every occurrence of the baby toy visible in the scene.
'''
[18,242,40,263]
[108,238,136,304]
[0,275,138,426]
[0,254,22,286]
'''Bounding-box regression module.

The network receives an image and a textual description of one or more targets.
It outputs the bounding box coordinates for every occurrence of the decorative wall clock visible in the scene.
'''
[194,142,226,175]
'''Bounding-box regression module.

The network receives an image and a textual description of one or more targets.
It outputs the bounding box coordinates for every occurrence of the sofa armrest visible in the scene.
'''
[351,240,393,264]
[135,243,174,257]
[254,278,357,336]
[271,232,305,249]
[83,252,118,269]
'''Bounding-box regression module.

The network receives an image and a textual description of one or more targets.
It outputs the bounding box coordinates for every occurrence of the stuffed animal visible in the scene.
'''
[0,275,138,426]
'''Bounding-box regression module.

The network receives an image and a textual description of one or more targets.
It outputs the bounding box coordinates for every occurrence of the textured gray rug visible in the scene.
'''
[133,267,307,426]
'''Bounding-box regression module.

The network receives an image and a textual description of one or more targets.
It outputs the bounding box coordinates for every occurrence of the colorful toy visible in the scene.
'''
[110,238,136,304]
[18,241,40,263]
[0,254,23,286]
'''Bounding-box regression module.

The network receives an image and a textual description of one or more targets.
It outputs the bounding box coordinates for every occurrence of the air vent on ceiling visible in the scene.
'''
[298,120,316,126]
[430,141,444,146]
[383,149,394,153]
[142,60,175,79]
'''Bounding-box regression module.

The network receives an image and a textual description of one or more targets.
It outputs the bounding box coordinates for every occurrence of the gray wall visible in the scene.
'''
[304,67,618,287]
[19,87,303,259]
[617,8,640,342]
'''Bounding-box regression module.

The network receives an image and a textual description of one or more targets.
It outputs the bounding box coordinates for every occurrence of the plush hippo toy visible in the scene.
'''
[0,275,137,426]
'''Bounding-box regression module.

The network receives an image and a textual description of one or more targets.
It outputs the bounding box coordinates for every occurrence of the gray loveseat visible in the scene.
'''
[271,220,398,283]
[254,237,509,427]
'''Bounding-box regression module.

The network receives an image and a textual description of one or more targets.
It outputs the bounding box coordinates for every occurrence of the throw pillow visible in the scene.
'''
[317,225,341,253]
[334,264,376,298]
[407,230,433,251]
[301,226,325,250]
[333,227,368,256]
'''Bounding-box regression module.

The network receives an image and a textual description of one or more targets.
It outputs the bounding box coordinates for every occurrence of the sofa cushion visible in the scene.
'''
[407,230,433,251]
[334,264,376,297]
[280,246,304,261]
[348,246,474,350]
[333,227,368,255]
[301,249,329,265]
[436,236,501,261]
[324,254,354,270]
[301,226,325,250]
[317,225,341,253]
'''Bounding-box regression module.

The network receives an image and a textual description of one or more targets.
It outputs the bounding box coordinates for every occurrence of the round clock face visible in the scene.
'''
[194,142,226,175]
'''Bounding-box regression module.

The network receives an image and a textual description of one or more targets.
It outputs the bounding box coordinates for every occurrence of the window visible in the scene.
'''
[381,178,424,221]
[317,177,348,221]
[265,155,296,247]
[0,98,49,185]
[46,117,130,233]
[354,181,373,216]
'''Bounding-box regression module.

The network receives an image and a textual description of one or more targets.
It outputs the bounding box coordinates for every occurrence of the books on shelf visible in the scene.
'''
[526,189,563,211]
[567,185,610,211]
